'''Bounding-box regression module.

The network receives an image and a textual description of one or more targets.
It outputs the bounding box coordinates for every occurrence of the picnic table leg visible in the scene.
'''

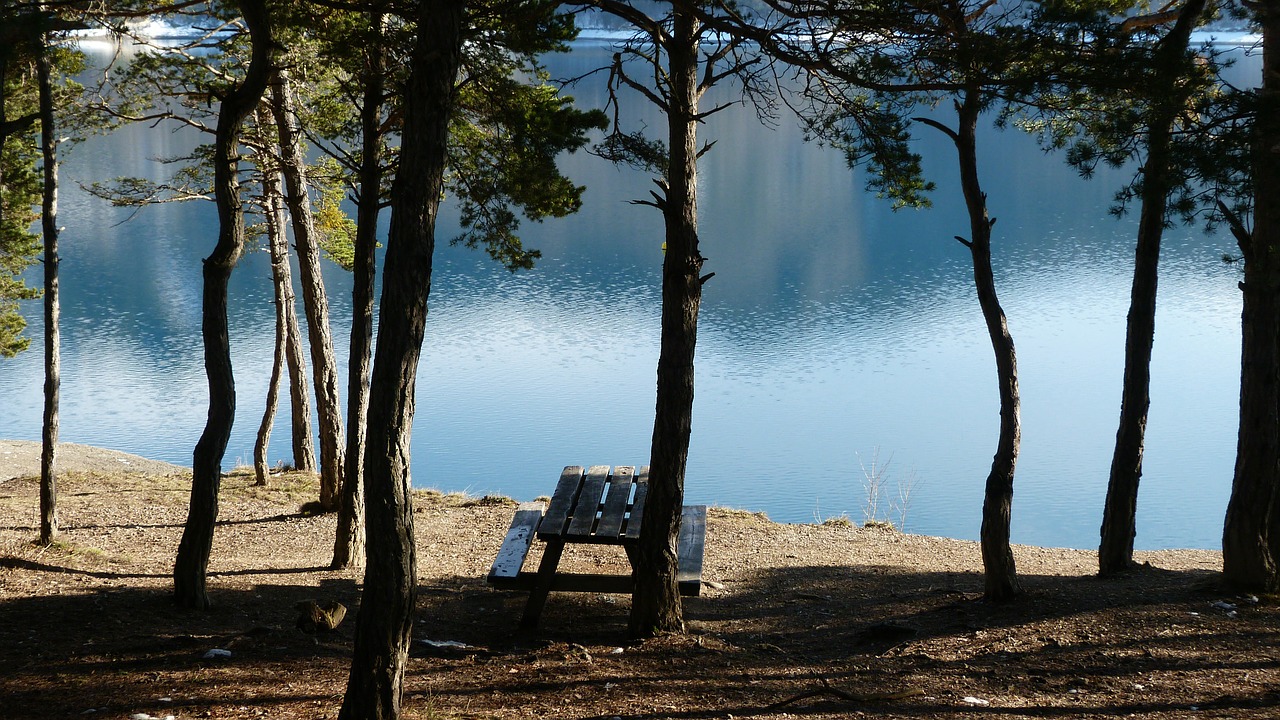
[520,539,565,629]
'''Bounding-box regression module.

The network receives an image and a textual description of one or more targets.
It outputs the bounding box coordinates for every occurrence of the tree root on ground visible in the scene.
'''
[760,678,925,714]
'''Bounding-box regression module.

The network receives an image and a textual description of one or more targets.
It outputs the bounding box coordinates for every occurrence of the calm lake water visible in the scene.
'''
[0,42,1255,551]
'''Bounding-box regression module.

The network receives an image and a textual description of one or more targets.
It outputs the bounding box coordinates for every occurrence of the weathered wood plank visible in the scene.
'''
[624,465,650,540]
[520,539,566,629]
[567,465,611,538]
[595,465,634,538]
[677,504,707,596]
[487,501,547,583]
[493,570,703,597]
[538,466,584,539]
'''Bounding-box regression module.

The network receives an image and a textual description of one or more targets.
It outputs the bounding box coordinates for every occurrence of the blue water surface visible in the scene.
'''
[0,42,1250,551]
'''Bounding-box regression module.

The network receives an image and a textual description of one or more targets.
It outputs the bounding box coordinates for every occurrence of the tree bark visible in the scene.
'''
[284,261,315,474]
[270,68,345,510]
[630,7,701,639]
[1223,0,1280,592]
[333,9,385,571]
[1099,0,1207,576]
[38,31,58,546]
[172,0,273,611]
[255,155,290,488]
[338,2,462,717]
[953,90,1021,601]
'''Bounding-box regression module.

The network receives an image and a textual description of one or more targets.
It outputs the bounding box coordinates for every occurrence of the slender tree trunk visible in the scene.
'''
[255,158,290,487]
[270,68,345,511]
[1223,0,1280,591]
[285,264,315,473]
[333,10,384,571]
[952,91,1021,601]
[173,0,272,610]
[38,33,58,546]
[338,3,462,717]
[1099,0,1207,575]
[630,7,701,639]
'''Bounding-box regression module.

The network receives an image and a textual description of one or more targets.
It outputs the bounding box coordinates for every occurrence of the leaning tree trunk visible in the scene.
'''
[1223,0,1280,592]
[333,10,384,571]
[270,68,346,511]
[1099,0,1207,576]
[338,3,462,718]
[630,8,701,640]
[38,33,59,546]
[172,0,273,610]
[254,158,291,487]
[952,91,1021,601]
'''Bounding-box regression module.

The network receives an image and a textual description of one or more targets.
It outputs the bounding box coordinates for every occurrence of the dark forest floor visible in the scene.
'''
[1,462,1276,720]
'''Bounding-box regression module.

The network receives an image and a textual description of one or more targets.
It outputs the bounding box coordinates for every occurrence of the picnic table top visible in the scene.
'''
[486,464,708,622]
[537,465,649,545]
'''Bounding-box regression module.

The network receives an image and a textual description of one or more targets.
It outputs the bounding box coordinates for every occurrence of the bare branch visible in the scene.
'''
[1218,199,1253,259]
[912,115,959,143]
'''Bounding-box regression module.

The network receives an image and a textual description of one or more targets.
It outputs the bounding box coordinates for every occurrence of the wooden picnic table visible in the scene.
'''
[487,465,706,628]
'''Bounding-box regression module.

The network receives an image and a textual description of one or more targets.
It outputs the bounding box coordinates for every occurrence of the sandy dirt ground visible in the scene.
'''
[0,448,1276,720]
[0,439,188,482]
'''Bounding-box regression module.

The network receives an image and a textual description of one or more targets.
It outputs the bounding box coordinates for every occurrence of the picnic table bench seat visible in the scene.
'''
[485,465,707,627]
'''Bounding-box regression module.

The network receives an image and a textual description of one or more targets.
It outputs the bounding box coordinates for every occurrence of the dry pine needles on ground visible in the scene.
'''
[0,449,1275,720]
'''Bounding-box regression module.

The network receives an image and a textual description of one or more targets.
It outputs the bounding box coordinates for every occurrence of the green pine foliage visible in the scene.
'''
[0,4,87,356]
[1012,1,1247,228]
[92,2,605,275]
[0,3,80,359]
[449,78,607,271]
[311,156,358,271]
[0,130,41,358]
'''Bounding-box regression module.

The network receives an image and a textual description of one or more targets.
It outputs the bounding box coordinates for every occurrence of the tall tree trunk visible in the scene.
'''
[172,0,273,610]
[255,157,290,487]
[630,7,700,639]
[38,32,58,546]
[1099,0,1207,576]
[1223,0,1280,592]
[270,68,345,510]
[338,3,462,717]
[333,10,384,571]
[953,91,1021,601]
[285,262,315,474]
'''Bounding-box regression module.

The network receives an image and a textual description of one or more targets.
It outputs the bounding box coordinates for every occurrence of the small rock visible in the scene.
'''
[202,648,232,659]
[962,696,990,706]
[295,600,347,633]
[566,643,592,663]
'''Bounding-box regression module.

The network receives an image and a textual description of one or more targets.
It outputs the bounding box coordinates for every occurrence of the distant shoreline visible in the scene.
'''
[0,440,188,483]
